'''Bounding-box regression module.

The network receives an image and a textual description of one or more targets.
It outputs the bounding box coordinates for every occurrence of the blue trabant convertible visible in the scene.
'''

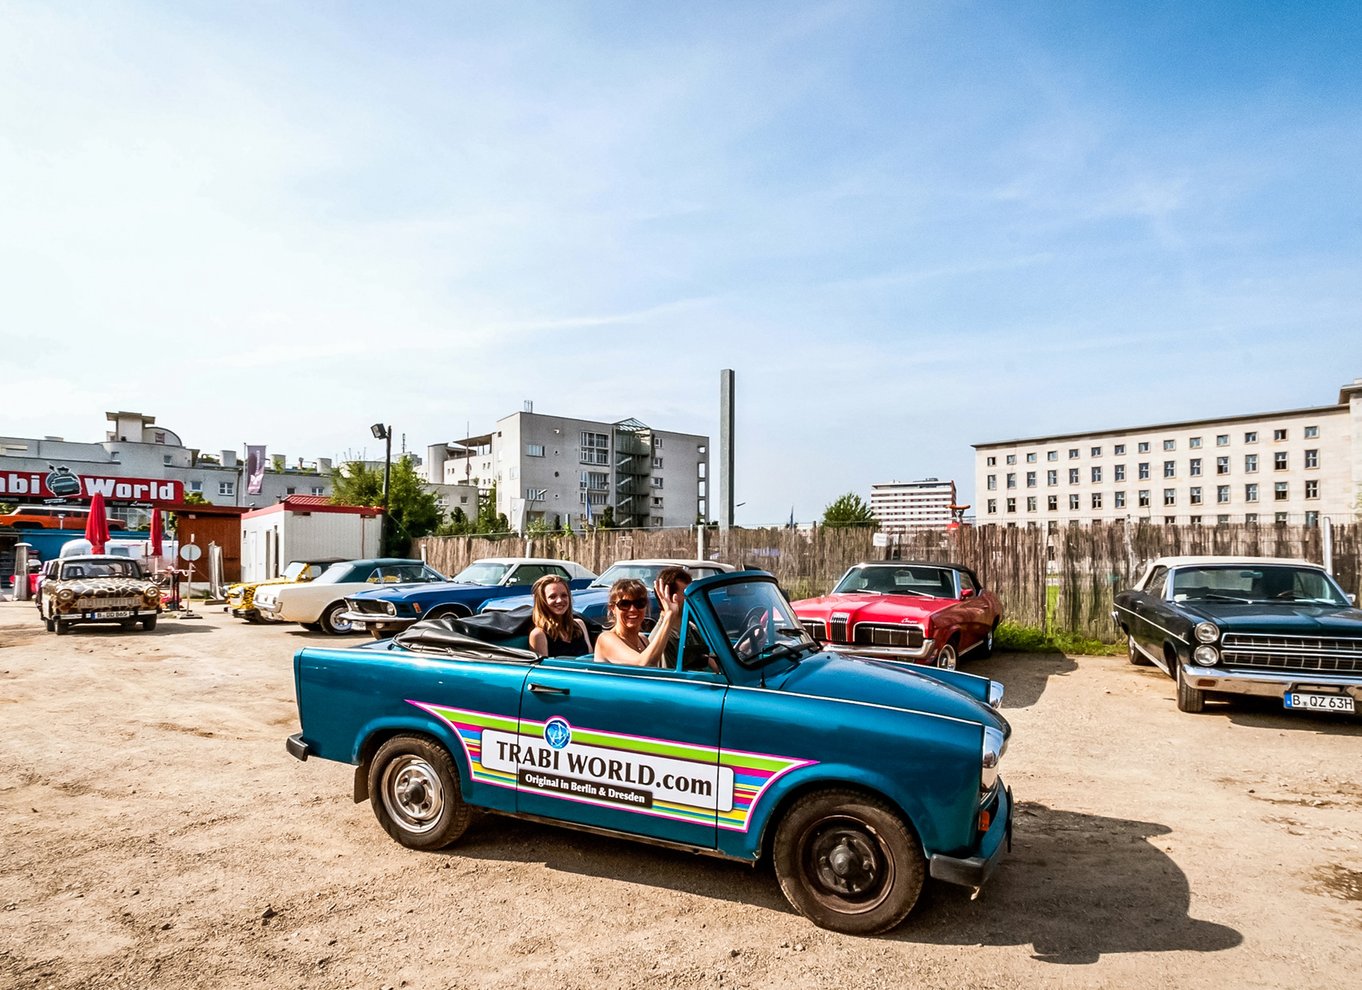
[1112,555,1362,715]
[340,556,596,639]
[287,570,1013,934]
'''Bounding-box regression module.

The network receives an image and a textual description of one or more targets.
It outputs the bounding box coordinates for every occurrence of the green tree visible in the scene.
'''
[597,505,617,530]
[181,491,211,506]
[331,455,441,555]
[821,492,877,528]
[475,483,511,536]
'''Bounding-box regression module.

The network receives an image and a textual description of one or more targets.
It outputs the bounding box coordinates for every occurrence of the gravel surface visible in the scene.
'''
[1,600,1359,989]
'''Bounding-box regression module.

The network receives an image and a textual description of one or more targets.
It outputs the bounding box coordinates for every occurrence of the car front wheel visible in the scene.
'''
[936,640,958,670]
[368,735,472,851]
[772,789,925,935]
[319,600,355,635]
[1176,661,1206,713]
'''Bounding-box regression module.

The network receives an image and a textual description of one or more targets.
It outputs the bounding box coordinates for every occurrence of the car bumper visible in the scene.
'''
[339,611,417,632]
[929,783,1013,890]
[255,601,283,620]
[286,732,311,761]
[822,641,936,661]
[1179,663,1362,701]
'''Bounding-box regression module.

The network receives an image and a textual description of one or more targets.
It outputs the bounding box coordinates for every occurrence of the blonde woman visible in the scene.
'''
[527,574,591,658]
[593,577,682,667]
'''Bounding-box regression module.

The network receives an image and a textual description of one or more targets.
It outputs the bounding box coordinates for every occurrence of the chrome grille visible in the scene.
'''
[77,596,140,609]
[347,598,391,616]
[854,623,925,649]
[800,619,826,642]
[829,615,849,644]
[1220,633,1362,674]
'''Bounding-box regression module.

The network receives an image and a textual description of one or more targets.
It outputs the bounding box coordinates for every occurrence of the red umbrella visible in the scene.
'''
[149,507,164,561]
[85,492,111,555]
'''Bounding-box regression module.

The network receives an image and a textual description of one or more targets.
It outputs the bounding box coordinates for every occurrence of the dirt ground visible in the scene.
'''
[1,599,1359,990]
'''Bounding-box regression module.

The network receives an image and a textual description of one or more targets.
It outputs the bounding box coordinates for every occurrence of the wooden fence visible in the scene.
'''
[415,521,1359,644]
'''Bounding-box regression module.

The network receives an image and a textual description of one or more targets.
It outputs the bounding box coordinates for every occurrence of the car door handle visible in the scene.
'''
[529,683,570,696]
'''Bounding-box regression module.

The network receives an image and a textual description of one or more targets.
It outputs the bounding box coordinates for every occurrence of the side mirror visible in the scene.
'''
[961,588,975,599]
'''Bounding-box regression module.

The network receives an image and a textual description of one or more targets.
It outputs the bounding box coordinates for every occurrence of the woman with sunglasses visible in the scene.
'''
[528,574,592,658]
[593,576,681,667]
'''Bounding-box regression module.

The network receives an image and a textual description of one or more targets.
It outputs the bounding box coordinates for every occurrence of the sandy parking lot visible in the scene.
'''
[1,598,1359,990]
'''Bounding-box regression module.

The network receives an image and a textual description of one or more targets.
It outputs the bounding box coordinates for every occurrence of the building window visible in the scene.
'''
[1305,480,1319,499]
[1217,485,1230,504]
[1216,434,1229,446]
[986,456,996,467]
[1163,489,1176,506]
[1001,454,1014,466]
[1138,490,1150,508]
[1305,510,1319,526]
[1091,446,1102,457]
[1244,453,1257,473]
[1274,482,1288,501]
[1244,512,1257,524]
[1304,425,1319,439]
[1189,458,1201,477]
[1189,436,1202,449]
[1163,460,1175,478]
[1047,495,1058,511]
[653,456,664,469]
[1068,448,1079,459]
[1273,428,1287,441]
[1068,494,1080,510]
[1047,450,1058,461]
[1305,449,1319,468]
[1114,464,1126,482]
[1046,470,1057,486]
[1068,468,1079,484]
[1114,444,1126,455]
[987,499,997,514]
[219,481,235,496]
[524,488,548,502]
[651,476,664,489]
[1006,473,1016,489]
[1138,463,1150,480]
[1245,483,1258,503]
[1190,486,1202,505]
[1216,456,1230,475]
[1026,496,1037,512]
[286,486,296,495]
[1091,493,1103,509]
[1026,471,1036,488]
[652,436,663,449]
[1244,431,1258,443]
[1114,491,1126,509]
[987,475,997,490]
[581,471,609,491]
[1091,467,1102,483]
[1026,452,1037,463]
[1217,514,1229,524]
[579,432,609,465]
[189,481,203,493]
[311,486,325,496]
[526,444,545,457]
[1137,442,1150,453]
[1274,451,1287,470]
[1163,439,1176,451]
[1006,498,1016,513]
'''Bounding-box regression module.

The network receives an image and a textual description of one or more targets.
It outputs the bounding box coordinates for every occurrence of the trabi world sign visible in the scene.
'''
[0,468,183,503]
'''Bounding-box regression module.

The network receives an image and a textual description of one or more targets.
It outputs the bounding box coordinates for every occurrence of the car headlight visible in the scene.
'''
[385,602,397,616]
[57,588,76,603]
[981,725,1006,791]
[143,587,160,602]
[1194,621,1220,644]
[1193,645,1220,666]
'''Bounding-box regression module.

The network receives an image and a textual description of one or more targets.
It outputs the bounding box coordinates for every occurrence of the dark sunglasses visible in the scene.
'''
[613,598,648,610]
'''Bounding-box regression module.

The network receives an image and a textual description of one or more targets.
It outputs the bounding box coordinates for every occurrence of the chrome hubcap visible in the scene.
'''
[382,756,444,833]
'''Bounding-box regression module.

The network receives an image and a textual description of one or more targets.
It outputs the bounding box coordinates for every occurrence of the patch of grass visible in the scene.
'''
[995,620,1123,656]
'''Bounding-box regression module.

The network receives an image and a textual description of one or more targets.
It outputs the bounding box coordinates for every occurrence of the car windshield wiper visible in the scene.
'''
[752,640,816,665]
[1199,593,1252,603]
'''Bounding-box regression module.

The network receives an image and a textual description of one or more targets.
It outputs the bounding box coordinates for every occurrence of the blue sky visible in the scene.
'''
[3,1,1359,524]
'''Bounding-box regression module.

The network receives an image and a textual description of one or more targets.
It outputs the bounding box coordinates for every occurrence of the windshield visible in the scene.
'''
[590,562,728,589]
[701,579,815,666]
[452,562,511,586]
[282,561,312,581]
[1169,565,1350,606]
[832,564,956,598]
[60,559,143,580]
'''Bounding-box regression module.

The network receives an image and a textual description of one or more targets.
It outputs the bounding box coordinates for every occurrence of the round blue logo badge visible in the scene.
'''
[543,717,572,750]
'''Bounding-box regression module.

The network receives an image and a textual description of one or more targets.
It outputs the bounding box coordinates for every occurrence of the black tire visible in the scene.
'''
[1176,660,1206,714]
[319,600,356,635]
[142,615,158,631]
[54,618,69,636]
[978,625,996,659]
[937,639,959,670]
[773,789,925,935]
[426,604,471,622]
[368,735,472,851]
[1127,634,1151,666]
[45,614,56,633]
[120,619,137,631]
[369,625,396,640]
[301,622,322,632]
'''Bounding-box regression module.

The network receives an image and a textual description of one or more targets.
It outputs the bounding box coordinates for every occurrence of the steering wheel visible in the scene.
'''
[734,607,770,658]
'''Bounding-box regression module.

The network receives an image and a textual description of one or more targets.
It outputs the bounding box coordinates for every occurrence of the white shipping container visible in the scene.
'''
[239,499,383,582]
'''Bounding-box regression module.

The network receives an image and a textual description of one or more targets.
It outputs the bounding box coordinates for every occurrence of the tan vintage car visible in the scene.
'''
[39,555,163,635]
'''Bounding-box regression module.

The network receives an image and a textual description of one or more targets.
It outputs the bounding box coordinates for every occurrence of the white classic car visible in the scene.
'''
[252,558,447,634]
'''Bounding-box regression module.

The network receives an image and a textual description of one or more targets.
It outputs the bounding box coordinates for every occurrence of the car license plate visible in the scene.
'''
[1285,692,1355,713]
[92,610,133,619]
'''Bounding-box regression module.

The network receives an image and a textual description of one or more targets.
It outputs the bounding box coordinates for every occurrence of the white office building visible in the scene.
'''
[973,378,1362,527]
[870,479,958,532]
[427,408,709,530]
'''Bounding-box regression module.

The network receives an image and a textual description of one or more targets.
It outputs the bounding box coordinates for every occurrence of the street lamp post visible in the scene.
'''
[371,423,392,554]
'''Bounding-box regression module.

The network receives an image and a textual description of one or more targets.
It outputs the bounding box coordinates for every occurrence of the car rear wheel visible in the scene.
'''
[368,735,472,851]
[1176,661,1206,714]
[978,625,996,659]
[319,600,355,635]
[1127,634,1151,666]
[773,789,925,935]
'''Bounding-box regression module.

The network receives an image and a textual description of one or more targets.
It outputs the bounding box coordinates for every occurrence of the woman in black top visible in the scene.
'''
[528,574,591,658]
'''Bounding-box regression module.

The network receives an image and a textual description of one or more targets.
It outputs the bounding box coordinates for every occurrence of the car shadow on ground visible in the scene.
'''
[971,651,1078,709]
[1216,697,1362,736]
[53,619,214,636]
[444,801,1241,960]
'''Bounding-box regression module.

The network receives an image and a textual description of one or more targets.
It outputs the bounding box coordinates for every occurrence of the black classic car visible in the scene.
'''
[1112,556,1361,715]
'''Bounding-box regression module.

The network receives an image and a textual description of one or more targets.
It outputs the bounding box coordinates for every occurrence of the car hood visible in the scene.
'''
[348,580,491,603]
[1183,601,1362,635]
[766,650,1008,731]
[484,587,614,613]
[796,592,956,622]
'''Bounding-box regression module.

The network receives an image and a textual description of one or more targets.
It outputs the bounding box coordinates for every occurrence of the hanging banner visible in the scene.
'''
[246,445,267,495]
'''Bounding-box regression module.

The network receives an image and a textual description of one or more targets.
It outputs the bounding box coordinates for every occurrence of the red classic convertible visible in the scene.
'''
[791,561,1003,668]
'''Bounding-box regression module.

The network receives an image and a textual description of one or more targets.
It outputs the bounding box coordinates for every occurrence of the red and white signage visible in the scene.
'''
[0,469,184,503]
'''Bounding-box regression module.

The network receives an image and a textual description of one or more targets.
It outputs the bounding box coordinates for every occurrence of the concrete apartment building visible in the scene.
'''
[427,407,709,530]
[870,479,958,532]
[973,378,1362,527]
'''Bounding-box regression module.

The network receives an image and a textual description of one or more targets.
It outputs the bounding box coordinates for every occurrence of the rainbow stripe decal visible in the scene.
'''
[409,701,815,832]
